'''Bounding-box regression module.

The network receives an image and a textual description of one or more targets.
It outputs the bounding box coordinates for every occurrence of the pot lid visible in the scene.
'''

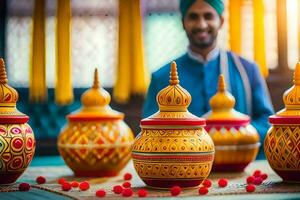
[202,74,250,126]
[141,61,205,127]
[0,58,28,124]
[68,68,123,121]
[269,62,300,124]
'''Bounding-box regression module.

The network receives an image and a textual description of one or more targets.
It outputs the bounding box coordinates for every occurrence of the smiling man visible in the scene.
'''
[143,0,274,158]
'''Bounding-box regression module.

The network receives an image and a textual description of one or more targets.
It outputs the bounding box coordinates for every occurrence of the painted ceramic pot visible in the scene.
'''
[265,62,300,182]
[203,75,260,172]
[0,58,35,184]
[58,69,134,177]
[132,62,215,189]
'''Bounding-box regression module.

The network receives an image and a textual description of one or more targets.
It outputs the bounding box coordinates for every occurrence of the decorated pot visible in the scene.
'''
[203,75,260,172]
[265,62,300,182]
[58,69,134,177]
[0,58,35,184]
[132,62,215,189]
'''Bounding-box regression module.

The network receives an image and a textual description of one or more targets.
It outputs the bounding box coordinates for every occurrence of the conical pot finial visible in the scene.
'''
[0,58,8,84]
[0,58,23,116]
[156,61,191,112]
[209,74,235,111]
[81,68,111,108]
[218,74,226,92]
[92,68,100,89]
[277,62,300,116]
[293,62,300,86]
[169,61,179,85]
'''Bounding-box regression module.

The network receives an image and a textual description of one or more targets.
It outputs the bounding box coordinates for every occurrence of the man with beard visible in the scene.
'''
[142,0,274,158]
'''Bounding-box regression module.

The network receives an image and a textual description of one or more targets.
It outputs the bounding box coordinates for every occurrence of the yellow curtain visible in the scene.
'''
[253,0,268,77]
[30,0,46,102]
[55,0,73,105]
[113,0,149,103]
[298,0,300,59]
[229,0,242,54]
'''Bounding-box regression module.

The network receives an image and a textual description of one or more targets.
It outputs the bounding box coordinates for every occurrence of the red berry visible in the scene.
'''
[246,184,256,193]
[198,187,209,195]
[71,181,79,188]
[58,177,66,185]
[112,185,123,194]
[253,177,263,185]
[19,182,31,191]
[138,189,148,197]
[218,178,228,187]
[79,181,90,191]
[61,182,72,191]
[36,176,46,184]
[202,179,212,188]
[122,181,131,188]
[170,186,181,196]
[122,188,133,197]
[96,189,106,197]
[246,176,255,184]
[260,173,268,180]
[253,170,261,177]
[124,173,132,181]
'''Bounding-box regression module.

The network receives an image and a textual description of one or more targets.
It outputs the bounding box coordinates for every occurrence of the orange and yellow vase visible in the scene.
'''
[58,69,134,177]
[0,58,35,184]
[265,62,300,182]
[132,62,215,189]
[203,75,260,172]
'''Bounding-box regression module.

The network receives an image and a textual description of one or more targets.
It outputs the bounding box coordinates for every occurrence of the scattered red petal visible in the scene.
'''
[260,173,268,180]
[202,179,212,188]
[122,181,131,188]
[170,186,181,196]
[253,170,261,177]
[138,189,148,197]
[36,176,46,184]
[246,176,255,184]
[112,185,123,194]
[124,173,132,181]
[198,187,209,195]
[246,184,256,193]
[218,178,228,187]
[253,177,263,185]
[71,181,79,188]
[79,181,90,191]
[58,178,66,185]
[19,182,31,191]
[122,188,133,197]
[62,182,72,191]
[96,189,106,197]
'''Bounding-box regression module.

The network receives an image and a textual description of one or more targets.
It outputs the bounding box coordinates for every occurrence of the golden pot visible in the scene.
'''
[203,75,260,172]
[265,62,300,182]
[0,59,36,184]
[58,69,134,177]
[132,62,214,189]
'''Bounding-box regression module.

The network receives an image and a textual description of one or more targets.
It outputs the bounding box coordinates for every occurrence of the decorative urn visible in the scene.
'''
[0,58,36,184]
[58,69,134,177]
[265,62,300,182]
[203,75,260,172]
[132,62,215,189]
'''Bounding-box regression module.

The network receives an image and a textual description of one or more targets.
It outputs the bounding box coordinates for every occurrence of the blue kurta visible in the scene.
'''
[143,51,274,159]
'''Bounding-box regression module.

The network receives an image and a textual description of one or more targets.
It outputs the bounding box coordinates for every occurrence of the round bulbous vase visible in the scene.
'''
[265,116,300,182]
[58,119,134,177]
[0,119,36,184]
[205,122,260,172]
[132,118,215,189]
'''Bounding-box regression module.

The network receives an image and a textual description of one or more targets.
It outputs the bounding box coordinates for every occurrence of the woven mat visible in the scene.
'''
[1,160,300,199]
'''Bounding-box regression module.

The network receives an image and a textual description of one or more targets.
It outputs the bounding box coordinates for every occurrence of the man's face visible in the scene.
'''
[183,0,224,49]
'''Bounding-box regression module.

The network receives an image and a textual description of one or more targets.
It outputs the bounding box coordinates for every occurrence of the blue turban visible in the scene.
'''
[180,0,224,17]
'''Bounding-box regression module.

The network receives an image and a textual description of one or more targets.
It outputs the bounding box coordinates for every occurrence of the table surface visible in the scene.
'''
[1,156,300,200]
